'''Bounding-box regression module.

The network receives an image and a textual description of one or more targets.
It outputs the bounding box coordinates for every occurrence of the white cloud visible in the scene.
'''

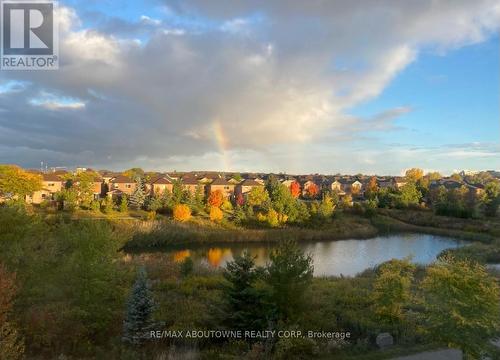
[0,1,499,172]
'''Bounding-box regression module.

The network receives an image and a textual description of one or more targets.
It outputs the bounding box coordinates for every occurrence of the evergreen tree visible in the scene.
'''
[129,178,146,209]
[223,252,269,331]
[265,240,313,322]
[119,195,128,212]
[123,267,155,345]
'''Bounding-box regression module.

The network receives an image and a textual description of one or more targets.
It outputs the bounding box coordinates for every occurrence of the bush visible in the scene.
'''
[173,204,191,222]
[209,206,224,222]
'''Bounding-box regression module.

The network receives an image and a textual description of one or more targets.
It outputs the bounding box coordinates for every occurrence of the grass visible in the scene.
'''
[121,213,379,250]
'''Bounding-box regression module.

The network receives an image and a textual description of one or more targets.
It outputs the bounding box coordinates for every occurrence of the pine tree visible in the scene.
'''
[122,267,155,345]
[223,252,269,331]
[129,178,146,209]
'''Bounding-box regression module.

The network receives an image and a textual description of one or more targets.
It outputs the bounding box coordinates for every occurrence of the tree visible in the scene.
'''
[316,194,335,220]
[180,257,194,277]
[235,192,245,207]
[123,168,145,180]
[305,183,319,199]
[208,189,224,208]
[0,165,42,200]
[0,264,24,360]
[101,197,114,213]
[119,195,128,212]
[265,240,313,322]
[365,177,379,199]
[372,259,415,331]
[223,252,268,331]
[173,204,191,222]
[405,168,424,182]
[171,180,184,205]
[483,181,500,217]
[123,267,155,345]
[289,181,301,198]
[209,206,224,222]
[397,182,421,208]
[247,186,270,208]
[421,256,500,358]
[73,171,98,208]
[129,178,146,209]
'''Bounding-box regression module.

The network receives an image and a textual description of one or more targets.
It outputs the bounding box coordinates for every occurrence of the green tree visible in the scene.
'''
[421,256,500,358]
[171,180,184,205]
[372,259,415,331]
[101,197,114,213]
[483,181,500,217]
[180,257,194,277]
[119,195,128,212]
[223,252,269,331]
[265,241,313,322]
[129,178,146,209]
[397,182,422,208]
[123,267,155,345]
[247,186,270,208]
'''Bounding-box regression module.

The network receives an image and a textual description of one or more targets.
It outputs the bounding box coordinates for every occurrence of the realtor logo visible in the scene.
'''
[1,0,58,70]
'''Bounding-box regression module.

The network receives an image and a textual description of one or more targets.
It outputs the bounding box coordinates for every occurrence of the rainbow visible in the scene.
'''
[213,120,231,171]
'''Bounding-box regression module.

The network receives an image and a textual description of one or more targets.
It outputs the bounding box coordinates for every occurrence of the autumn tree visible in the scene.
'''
[306,183,319,199]
[365,176,379,199]
[247,186,270,208]
[208,189,224,208]
[405,168,424,182]
[421,256,500,358]
[173,204,191,222]
[0,264,24,360]
[289,181,301,198]
[209,206,224,222]
[235,192,245,206]
[0,165,42,201]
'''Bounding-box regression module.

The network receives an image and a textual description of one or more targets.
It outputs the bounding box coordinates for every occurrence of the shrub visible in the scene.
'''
[209,206,224,222]
[173,204,191,222]
[221,199,233,211]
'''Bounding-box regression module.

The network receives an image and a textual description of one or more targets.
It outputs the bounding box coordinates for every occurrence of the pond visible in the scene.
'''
[157,234,466,277]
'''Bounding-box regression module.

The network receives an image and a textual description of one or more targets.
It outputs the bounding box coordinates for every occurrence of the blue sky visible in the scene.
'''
[0,0,499,174]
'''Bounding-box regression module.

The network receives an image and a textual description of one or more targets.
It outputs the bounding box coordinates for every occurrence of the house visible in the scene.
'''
[150,176,173,196]
[378,178,395,189]
[182,177,202,194]
[207,178,235,198]
[328,180,346,195]
[109,175,136,196]
[29,173,65,204]
[350,180,363,195]
[394,177,407,189]
[281,179,295,188]
[235,179,264,196]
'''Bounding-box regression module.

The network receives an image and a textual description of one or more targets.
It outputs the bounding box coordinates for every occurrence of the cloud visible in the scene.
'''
[0,0,499,171]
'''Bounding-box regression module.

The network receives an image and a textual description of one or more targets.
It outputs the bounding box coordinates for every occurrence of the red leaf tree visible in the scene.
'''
[208,189,224,208]
[290,181,301,198]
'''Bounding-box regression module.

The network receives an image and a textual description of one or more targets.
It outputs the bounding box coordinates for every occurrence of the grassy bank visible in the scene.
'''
[122,213,379,250]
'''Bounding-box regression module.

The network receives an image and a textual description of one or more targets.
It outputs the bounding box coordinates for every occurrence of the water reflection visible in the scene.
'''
[168,234,464,277]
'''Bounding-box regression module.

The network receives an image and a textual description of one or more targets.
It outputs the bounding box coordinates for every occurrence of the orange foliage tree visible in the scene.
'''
[290,181,301,198]
[208,190,224,208]
[365,177,379,198]
[306,183,319,199]
[209,206,224,222]
[173,204,191,222]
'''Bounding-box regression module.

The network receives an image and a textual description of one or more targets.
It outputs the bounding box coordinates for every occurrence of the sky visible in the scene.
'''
[0,0,499,175]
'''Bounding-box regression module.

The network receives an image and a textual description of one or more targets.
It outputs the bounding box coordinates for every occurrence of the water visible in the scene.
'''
[162,234,465,277]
